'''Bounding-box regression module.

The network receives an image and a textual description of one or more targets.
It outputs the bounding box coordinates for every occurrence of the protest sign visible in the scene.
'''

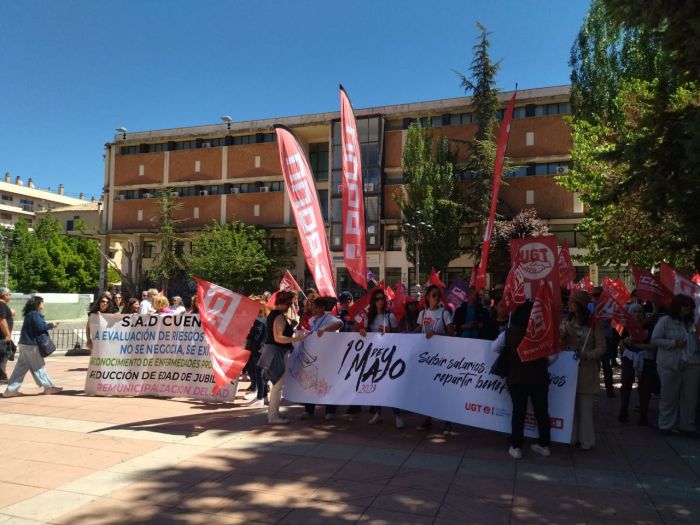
[284,332,578,443]
[85,314,236,402]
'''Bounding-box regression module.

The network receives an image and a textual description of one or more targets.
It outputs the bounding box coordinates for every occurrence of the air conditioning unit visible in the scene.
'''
[364,183,374,192]
[231,188,240,194]
[367,225,375,234]
[260,186,270,193]
[369,235,376,245]
[556,166,569,174]
[117,194,126,200]
[201,142,211,148]
[199,190,209,196]
[143,192,152,199]
[333,237,341,245]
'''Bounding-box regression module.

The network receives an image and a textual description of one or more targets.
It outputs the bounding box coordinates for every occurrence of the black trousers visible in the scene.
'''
[508,383,550,449]
[601,336,619,394]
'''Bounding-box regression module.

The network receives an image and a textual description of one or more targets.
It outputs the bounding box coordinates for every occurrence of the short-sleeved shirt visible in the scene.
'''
[139,300,155,315]
[0,301,13,332]
[367,312,397,334]
[310,313,341,333]
[417,307,452,335]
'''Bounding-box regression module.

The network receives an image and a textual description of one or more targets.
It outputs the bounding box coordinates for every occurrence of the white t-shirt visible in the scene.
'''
[367,312,397,333]
[417,307,452,335]
[171,305,186,315]
[309,313,341,333]
[139,300,155,315]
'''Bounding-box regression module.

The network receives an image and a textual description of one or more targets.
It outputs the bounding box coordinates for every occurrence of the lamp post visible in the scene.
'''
[115,127,127,140]
[404,211,433,296]
[220,115,232,130]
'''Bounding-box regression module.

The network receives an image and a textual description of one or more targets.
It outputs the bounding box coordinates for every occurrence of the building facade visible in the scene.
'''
[101,85,601,294]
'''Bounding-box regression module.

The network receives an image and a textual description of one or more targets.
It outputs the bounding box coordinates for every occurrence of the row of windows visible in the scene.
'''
[116,181,284,200]
[393,102,572,130]
[456,162,571,180]
[119,133,276,156]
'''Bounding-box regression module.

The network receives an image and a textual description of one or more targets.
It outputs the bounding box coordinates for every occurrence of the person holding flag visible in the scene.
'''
[560,291,605,450]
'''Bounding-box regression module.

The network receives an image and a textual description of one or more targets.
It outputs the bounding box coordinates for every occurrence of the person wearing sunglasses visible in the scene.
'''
[651,294,700,437]
[86,293,113,351]
[358,288,405,429]
[112,293,124,313]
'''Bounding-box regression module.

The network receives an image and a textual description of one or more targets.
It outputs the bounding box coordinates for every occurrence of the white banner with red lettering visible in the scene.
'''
[275,125,336,297]
[284,332,578,443]
[340,86,367,289]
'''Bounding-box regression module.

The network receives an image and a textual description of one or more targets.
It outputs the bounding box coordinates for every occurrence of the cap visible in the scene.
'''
[338,291,353,303]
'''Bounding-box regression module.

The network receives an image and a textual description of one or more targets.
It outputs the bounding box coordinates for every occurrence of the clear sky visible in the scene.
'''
[0,0,590,200]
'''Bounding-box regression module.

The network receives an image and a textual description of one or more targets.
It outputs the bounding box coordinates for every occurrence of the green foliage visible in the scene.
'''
[187,220,276,295]
[563,0,700,269]
[148,188,185,293]
[393,123,471,280]
[7,214,100,293]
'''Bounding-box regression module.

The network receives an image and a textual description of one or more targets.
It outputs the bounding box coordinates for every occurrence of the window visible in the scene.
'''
[174,140,198,150]
[1,195,12,202]
[549,224,588,248]
[317,190,329,222]
[19,199,33,212]
[143,242,155,258]
[269,181,283,192]
[147,143,168,153]
[387,230,402,251]
[66,220,74,231]
[0,213,12,221]
[120,145,140,155]
[309,143,329,181]
[512,107,526,119]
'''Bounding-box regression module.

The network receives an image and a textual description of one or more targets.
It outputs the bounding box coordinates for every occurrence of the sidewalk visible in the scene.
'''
[0,356,697,524]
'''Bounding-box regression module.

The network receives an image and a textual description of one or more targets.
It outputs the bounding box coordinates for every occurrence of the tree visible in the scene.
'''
[148,188,185,294]
[393,123,471,281]
[187,220,276,295]
[454,22,504,244]
[562,0,700,270]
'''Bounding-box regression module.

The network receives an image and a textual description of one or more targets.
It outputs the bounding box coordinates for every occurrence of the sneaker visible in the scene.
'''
[268,417,290,425]
[43,386,63,395]
[395,415,406,429]
[244,391,259,400]
[2,389,22,398]
[300,412,313,420]
[416,418,432,431]
[368,413,383,425]
[324,413,335,421]
[248,398,265,407]
[508,446,523,459]
[531,444,551,457]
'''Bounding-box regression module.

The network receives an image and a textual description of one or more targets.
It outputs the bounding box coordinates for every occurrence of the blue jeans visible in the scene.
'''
[6,344,55,392]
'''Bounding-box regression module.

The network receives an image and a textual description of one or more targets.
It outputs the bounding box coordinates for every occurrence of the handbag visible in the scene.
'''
[4,340,16,361]
[490,346,510,378]
[37,332,56,358]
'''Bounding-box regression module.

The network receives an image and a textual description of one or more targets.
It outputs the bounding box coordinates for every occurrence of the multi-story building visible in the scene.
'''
[0,173,88,230]
[101,85,603,294]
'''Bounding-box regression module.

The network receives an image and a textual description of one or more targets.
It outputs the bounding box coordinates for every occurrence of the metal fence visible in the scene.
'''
[11,329,88,350]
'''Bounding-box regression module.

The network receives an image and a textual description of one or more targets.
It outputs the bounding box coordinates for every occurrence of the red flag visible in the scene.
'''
[602,277,631,306]
[348,280,387,326]
[275,125,336,297]
[692,273,700,286]
[426,269,446,288]
[279,270,302,293]
[595,288,647,342]
[502,258,528,313]
[339,86,367,290]
[557,240,575,289]
[570,275,594,293]
[517,280,557,361]
[195,277,261,395]
[391,283,407,321]
[475,89,518,292]
[660,263,700,331]
[631,267,670,306]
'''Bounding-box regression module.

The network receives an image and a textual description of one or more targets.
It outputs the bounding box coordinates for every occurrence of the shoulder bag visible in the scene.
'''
[37,332,57,358]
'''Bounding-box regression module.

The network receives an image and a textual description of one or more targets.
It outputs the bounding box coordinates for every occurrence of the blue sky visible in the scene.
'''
[0,0,590,200]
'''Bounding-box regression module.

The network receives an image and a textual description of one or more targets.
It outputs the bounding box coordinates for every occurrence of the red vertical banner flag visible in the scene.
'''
[339,86,367,290]
[502,257,528,314]
[195,277,261,395]
[475,88,518,292]
[557,239,575,289]
[632,266,670,306]
[517,279,558,361]
[275,125,336,298]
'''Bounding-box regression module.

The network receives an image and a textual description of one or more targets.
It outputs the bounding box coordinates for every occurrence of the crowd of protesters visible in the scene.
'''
[246,279,699,461]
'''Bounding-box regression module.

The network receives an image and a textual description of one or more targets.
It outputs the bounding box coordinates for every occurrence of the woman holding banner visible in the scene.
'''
[262,291,310,425]
[359,288,405,429]
[561,291,605,450]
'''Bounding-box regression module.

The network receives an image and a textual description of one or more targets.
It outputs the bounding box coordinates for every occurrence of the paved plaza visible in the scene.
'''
[0,355,697,524]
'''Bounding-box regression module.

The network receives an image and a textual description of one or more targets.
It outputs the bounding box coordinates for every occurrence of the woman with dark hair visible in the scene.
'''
[560,291,605,450]
[112,293,124,313]
[492,300,553,459]
[358,288,404,428]
[398,296,420,333]
[188,294,199,314]
[126,298,140,314]
[3,297,61,397]
[86,293,112,351]
[263,290,310,424]
[652,294,699,436]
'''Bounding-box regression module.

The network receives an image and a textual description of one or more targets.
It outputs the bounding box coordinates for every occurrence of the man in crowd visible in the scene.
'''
[0,288,14,383]
[139,288,158,315]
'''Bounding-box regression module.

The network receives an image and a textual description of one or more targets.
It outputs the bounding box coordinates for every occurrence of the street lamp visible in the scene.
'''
[220,115,232,130]
[404,213,433,296]
[115,127,127,140]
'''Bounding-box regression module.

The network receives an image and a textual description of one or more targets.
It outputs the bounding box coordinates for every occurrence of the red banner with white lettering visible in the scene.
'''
[340,86,367,289]
[558,239,575,290]
[517,279,558,361]
[195,277,261,395]
[475,89,517,292]
[275,125,336,298]
[570,275,594,293]
[660,263,700,331]
[602,277,631,306]
[280,270,302,292]
[631,267,669,306]
[594,288,647,342]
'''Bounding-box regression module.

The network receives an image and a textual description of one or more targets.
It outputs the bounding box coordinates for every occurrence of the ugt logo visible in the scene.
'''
[202,285,241,335]
[526,297,550,342]
[519,242,555,280]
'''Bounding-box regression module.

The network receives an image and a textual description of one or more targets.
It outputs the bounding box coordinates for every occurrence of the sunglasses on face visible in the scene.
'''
[100,299,109,304]
[375,297,385,301]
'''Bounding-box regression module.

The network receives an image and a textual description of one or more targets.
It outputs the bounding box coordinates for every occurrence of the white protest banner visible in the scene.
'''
[85,314,236,402]
[284,332,578,443]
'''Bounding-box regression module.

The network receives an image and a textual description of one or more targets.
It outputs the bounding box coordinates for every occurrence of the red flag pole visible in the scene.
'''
[475,86,518,292]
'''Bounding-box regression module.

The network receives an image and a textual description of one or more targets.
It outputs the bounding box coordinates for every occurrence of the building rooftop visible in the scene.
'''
[44,201,101,213]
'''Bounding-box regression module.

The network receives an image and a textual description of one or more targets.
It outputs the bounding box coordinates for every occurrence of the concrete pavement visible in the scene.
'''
[0,356,697,524]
